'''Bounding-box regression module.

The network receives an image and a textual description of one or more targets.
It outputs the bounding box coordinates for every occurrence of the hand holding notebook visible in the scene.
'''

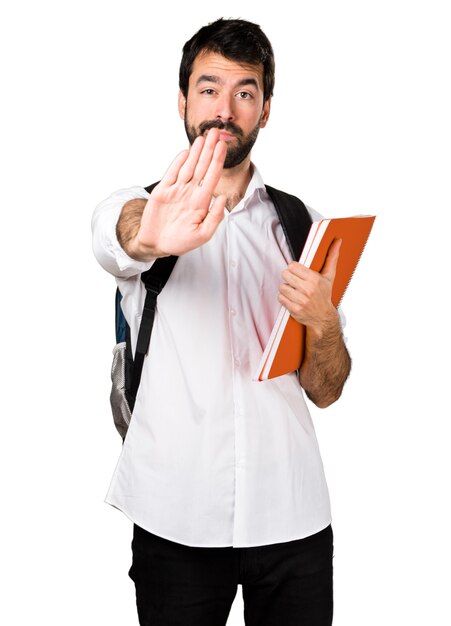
[279,237,342,328]
[254,215,376,381]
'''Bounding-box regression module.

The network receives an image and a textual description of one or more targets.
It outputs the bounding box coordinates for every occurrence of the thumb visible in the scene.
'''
[321,238,342,283]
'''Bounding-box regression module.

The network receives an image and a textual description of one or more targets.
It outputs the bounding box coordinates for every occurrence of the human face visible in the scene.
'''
[178,51,271,169]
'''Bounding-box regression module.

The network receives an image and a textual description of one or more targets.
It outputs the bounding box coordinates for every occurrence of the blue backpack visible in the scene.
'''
[110,182,312,440]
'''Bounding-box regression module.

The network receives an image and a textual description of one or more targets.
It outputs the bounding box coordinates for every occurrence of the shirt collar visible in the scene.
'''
[230,163,265,213]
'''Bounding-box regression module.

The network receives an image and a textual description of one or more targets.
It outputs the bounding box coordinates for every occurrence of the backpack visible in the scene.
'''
[110,182,312,440]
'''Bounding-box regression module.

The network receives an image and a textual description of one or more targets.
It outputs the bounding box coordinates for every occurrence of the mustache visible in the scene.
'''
[198,119,243,138]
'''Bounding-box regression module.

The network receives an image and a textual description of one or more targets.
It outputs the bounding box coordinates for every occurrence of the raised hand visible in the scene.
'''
[134,128,227,258]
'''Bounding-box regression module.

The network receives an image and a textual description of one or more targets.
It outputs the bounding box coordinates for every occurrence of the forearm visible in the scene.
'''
[116,198,168,261]
[299,310,351,408]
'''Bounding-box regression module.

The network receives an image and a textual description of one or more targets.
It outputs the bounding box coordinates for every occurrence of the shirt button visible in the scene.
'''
[230,308,236,316]
[230,260,237,268]
[234,358,241,367]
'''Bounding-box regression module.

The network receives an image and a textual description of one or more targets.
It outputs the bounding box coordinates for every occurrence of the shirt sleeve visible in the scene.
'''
[305,204,324,223]
[91,186,156,278]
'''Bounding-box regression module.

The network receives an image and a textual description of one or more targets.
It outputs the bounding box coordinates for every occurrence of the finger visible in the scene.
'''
[278,291,301,312]
[160,149,190,186]
[278,282,299,303]
[281,262,310,284]
[280,269,300,290]
[321,238,342,282]
[176,135,206,184]
[192,128,222,183]
[198,193,226,240]
[198,139,227,194]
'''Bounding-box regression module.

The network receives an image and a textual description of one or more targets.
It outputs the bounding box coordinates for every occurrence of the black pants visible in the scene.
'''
[129,523,333,625]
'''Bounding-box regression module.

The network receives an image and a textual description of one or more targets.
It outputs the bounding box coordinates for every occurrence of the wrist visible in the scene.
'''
[307,308,340,342]
[116,196,170,260]
[128,232,169,261]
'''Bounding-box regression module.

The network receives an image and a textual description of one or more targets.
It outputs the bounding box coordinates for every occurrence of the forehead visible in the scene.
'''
[190,51,264,89]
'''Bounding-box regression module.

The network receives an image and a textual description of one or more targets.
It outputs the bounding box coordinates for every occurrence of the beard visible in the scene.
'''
[184,114,262,169]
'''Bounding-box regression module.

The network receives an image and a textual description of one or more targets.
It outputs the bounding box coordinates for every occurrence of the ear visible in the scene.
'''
[178,90,186,120]
[259,97,271,128]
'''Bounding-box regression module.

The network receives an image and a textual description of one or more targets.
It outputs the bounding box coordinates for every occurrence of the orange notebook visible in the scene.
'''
[253,215,376,381]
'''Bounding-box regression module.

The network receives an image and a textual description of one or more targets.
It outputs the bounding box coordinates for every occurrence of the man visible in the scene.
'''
[92,17,351,626]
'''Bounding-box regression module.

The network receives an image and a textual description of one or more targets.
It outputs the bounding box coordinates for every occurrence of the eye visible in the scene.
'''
[237,91,253,99]
[201,88,216,96]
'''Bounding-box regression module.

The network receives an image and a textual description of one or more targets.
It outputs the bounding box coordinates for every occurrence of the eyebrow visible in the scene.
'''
[196,75,259,90]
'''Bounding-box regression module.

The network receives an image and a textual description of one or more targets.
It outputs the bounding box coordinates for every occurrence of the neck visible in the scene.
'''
[214,157,253,211]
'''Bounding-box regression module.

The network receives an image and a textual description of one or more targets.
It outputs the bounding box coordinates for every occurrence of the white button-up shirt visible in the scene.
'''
[92,166,332,548]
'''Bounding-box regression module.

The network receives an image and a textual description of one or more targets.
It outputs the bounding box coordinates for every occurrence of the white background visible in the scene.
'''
[1,0,450,624]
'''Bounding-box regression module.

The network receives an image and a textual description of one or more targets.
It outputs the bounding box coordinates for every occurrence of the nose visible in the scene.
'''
[214,93,235,122]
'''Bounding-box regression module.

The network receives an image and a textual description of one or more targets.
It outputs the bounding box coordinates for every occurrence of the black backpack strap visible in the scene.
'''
[114,181,161,343]
[265,185,312,261]
[126,181,179,411]
[128,255,178,408]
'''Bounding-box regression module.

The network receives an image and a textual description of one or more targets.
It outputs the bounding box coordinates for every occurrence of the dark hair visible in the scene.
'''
[179,18,275,102]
